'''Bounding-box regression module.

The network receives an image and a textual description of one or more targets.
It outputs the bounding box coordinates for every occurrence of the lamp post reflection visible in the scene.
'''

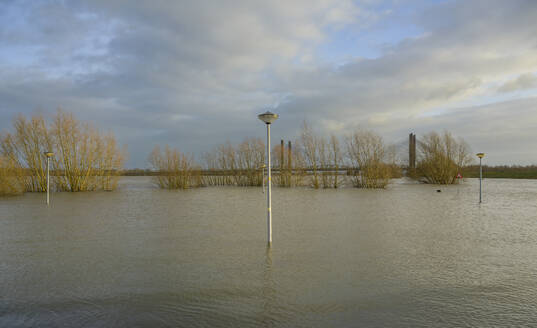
[261,245,276,327]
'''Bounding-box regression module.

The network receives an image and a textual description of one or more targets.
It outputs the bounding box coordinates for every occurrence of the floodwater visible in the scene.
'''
[1,177,537,327]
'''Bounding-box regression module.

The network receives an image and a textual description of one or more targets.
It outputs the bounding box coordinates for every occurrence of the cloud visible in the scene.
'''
[498,73,537,93]
[409,97,537,165]
[1,0,537,167]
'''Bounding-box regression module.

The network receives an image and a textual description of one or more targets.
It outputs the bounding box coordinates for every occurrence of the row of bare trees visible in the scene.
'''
[0,111,125,194]
[149,127,474,191]
[204,138,266,186]
[150,123,402,190]
[294,123,400,189]
[148,138,266,189]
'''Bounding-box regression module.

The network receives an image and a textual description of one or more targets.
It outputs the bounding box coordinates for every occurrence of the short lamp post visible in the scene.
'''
[258,111,278,245]
[476,153,485,203]
[44,151,54,205]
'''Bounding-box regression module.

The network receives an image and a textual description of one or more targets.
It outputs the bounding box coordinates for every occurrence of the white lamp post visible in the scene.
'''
[44,151,54,205]
[476,153,485,203]
[258,111,278,244]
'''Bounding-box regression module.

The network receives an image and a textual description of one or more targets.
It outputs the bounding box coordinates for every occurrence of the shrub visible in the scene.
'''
[0,110,125,193]
[345,130,392,188]
[149,145,201,189]
[417,131,472,184]
[0,156,25,196]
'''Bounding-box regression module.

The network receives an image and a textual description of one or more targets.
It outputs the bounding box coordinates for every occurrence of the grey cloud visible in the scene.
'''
[273,0,537,128]
[412,97,537,165]
[498,73,537,93]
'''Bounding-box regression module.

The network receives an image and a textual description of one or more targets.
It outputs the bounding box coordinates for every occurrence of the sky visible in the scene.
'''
[1,0,537,168]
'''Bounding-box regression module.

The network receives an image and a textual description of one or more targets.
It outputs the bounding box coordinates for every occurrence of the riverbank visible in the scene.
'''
[463,165,537,179]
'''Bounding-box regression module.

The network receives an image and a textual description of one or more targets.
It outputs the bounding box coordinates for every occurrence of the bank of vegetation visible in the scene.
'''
[463,165,537,179]
[0,111,126,195]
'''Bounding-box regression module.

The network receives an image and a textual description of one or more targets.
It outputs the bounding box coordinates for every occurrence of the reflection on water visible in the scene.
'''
[261,246,275,328]
[1,177,537,327]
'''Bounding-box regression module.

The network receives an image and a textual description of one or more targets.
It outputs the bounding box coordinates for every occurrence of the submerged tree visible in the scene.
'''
[0,110,126,193]
[0,114,53,192]
[299,121,322,188]
[297,122,344,189]
[272,140,306,188]
[203,137,265,187]
[0,156,25,196]
[236,137,265,186]
[416,131,472,184]
[327,134,343,188]
[52,111,125,191]
[149,145,201,189]
[345,130,392,188]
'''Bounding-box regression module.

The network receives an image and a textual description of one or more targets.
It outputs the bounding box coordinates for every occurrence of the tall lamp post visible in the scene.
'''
[44,151,54,205]
[476,153,485,203]
[258,111,278,244]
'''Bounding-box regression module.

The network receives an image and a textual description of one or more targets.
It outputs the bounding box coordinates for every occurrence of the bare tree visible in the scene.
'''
[299,121,321,188]
[203,138,265,187]
[0,155,24,196]
[345,130,392,188]
[202,148,224,186]
[0,114,53,191]
[217,141,238,185]
[52,111,125,191]
[273,140,306,187]
[329,134,342,188]
[318,136,331,188]
[149,145,201,189]
[0,110,125,193]
[237,137,265,186]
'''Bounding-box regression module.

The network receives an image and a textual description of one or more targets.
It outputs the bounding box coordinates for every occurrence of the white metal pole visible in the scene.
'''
[479,157,482,203]
[46,157,50,205]
[267,123,272,244]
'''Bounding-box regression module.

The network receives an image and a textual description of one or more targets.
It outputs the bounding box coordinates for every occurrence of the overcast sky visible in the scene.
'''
[1,0,537,167]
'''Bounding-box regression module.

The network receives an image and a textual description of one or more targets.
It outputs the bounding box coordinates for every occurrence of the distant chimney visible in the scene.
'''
[281,139,284,170]
[409,133,416,169]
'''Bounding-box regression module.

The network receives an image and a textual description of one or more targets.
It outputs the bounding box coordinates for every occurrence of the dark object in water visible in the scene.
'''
[436,190,441,192]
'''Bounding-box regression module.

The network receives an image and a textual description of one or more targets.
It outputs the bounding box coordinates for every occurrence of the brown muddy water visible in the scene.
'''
[1,177,537,327]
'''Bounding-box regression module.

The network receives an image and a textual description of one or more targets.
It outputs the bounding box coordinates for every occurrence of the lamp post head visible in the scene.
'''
[258,111,278,124]
[44,151,54,158]
[476,153,485,159]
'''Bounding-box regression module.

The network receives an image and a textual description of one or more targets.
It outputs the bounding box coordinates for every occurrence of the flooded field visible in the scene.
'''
[1,177,537,327]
